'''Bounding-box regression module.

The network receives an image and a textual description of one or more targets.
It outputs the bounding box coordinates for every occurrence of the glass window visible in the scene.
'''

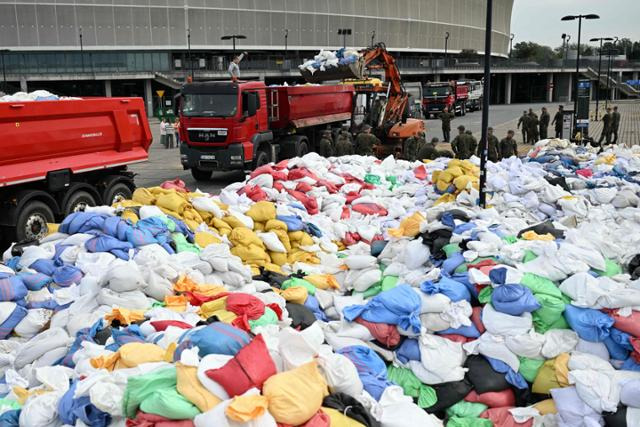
[182,93,238,117]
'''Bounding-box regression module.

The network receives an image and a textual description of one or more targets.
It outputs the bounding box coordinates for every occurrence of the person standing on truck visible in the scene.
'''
[417,137,439,161]
[477,127,499,162]
[318,129,334,158]
[499,130,518,159]
[517,110,529,144]
[611,106,620,144]
[552,105,564,139]
[451,125,471,159]
[159,119,167,147]
[598,107,612,145]
[527,109,539,144]
[539,107,550,140]
[335,127,354,156]
[438,107,455,142]
[228,52,248,82]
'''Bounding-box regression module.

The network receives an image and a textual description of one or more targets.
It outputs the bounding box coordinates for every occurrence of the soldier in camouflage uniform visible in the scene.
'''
[477,126,499,162]
[439,107,455,142]
[452,125,472,160]
[417,137,439,160]
[499,130,518,159]
[317,129,334,157]
[335,126,354,156]
[354,124,380,156]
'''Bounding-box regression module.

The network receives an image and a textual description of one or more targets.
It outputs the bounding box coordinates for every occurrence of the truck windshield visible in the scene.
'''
[182,94,237,117]
[425,86,450,97]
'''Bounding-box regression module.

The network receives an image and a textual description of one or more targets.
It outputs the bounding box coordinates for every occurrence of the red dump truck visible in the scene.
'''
[177,81,354,180]
[0,97,152,241]
[423,81,469,117]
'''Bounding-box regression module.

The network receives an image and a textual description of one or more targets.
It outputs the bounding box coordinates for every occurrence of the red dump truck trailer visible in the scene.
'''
[0,97,152,241]
[178,81,354,180]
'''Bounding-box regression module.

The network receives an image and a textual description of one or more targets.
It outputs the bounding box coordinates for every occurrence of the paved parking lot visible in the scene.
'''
[131,100,639,194]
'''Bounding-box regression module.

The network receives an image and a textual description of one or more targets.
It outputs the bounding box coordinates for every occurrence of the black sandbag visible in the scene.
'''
[544,175,570,192]
[517,220,565,239]
[628,254,640,280]
[465,355,511,394]
[323,392,381,427]
[421,228,453,260]
[285,303,316,330]
[252,269,289,288]
[371,240,388,257]
[425,379,474,414]
[603,404,627,427]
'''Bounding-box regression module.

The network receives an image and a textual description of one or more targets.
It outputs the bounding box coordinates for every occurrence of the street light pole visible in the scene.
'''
[284,29,289,55]
[478,0,493,208]
[1,50,8,94]
[187,28,193,80]
[444,32,449,67]
[370,30,376,48]
[590,37,613,120]
[221,34,247,57]
[605,37,618,108]
[509,33,515,58]
[561,13,600,137]
[337,29,352,49]
[79,27,84,73]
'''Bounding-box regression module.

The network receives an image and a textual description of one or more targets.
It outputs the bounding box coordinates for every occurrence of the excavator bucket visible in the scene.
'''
[299,59,365,83]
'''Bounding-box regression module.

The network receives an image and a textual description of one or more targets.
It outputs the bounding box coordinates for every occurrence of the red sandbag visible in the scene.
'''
[342,174,365,184]
[480,407,533,427]
[465,389,516,408]
[267,303,283,320]
[275,159,289,170]
[273,181,285,192]
[341,206,351,220]
[345,191,361,204]
[471,306,486,334]
[316,179,339,194]
[250,165,288,181]
[355,317,401,347]
[630,336,640,363]
[242,185,269,202]
[352,203,388,216]
[205,334,277,397]
[183,291,222,306]
[414,165,428,180]
[288,167,319,181]
[226,293,266,332]
[150,320,193,332]
[609,309,640,337]
[286,190,319,215]
[467,259,498,270]
[295,182,314,193]
[439,334,474,344]
[342,232,361,247]
[126,411,194,427]
[576,169,593,178]
[160,179,188,193]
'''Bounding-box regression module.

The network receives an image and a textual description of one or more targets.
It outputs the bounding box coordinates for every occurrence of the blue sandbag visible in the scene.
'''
[603,328,633,361]
[343,284,421,334]
[303,294,327,322]
[58,381,111,427]
[437,323,481,338]
[186,322,250,357]
[102,216,131,241]
[449,272,479,299]
[0,304,28,339]
[0,276,28,302]
[489,267,508,285]
[622,357,640,372]
[485,356,529,390]
[60,212,108,234]
[396,338,420,364]
[338,345,393,401]
[19,272,52,291]
[563,305,614,342]
[441,252,465,275]
[0,409,20,426]
[85,234,133,260]
[420,276,471,302]
[276,214,304,231]
[52,265,83,287]
[491,284,541,316]
[29,258,57,276]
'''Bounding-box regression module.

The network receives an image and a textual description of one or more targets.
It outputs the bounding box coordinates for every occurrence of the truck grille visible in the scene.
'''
[188,128,227,143]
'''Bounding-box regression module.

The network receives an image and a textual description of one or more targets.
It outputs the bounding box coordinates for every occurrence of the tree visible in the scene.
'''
[567,43,594,56]
[511,41,556,62]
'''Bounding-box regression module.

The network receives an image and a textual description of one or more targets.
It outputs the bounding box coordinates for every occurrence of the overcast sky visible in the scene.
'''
[510,0,640,48]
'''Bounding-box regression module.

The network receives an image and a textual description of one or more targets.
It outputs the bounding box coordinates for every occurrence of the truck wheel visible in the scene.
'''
[191,168,212,181]
[103,182,133,205]
[16,200,55,241]
[253,149,270,169]
[64,190,96,216]
[296,141,309,157]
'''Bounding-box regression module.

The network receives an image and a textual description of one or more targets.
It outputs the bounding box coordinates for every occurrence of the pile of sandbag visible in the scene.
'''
[298,48,362,74]
[0,139,640,426]
[0,90,79,102]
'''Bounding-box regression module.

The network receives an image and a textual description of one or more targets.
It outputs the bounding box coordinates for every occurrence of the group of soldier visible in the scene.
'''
[517,106,557,144]
[317,124,381,158]
[597,106,621,145]
[448,125,518,161]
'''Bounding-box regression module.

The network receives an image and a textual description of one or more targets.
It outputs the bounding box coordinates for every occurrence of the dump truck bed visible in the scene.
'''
[267,84,354,130]
[0,97,152,187]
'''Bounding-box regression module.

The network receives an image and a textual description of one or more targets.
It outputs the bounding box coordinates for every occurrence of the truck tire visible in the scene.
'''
[296,141,309,157]
[103,182,133,205]
[253,148,270,169]
[15,200,55,241]
[64,190,97,216]
[191,168,212,181]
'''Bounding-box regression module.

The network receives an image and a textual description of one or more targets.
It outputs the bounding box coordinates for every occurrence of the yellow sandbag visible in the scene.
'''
[90,343,165,371]
[288,231,304,242]
[533,399,557,415]
[176,362,221,412]
[322,407,366,427]
[447,166,464,178]
[156,192,189,214]
[104,308,146,325]
[304,274,340,290]
[438,170,455,183]
[13,387,48,405]
[288,250,319,264]
[264,263,283,274]
[211,218,232,236]
[271,229,292,252]
[132,188,156,205]
[532,353,570,394]
[200,297,237,323]
[436,179,452,193]
[253,222,265,232]
[521,231,555,241]
[222,215,247,229]
[46,223,60,235]
[269,251,288,266]
[164,295,188,312]
[595,153,616,165]
[453,175,478,191]
[435,193,456,206]
[173,276,226,297]
[263,361,329,425]
[121,210,139,224]
[113,199,142,209]
[226,394,269,422]
[195,231,222,248]
[265,219,287,232]
[231,244,270,266]
[276,286,308,304]
[299,232,314,247]
[229,227,264,248]
[387,212,425,238]
[246,201,277,223]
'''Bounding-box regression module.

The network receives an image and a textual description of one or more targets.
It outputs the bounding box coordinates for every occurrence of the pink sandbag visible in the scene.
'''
[242,185,268,202]
[126,411,194,427]
[250,165,288,181]
[160,179,188,193]
[355,317,401,347]
[609,309,640,337]
[471,306,486,334]
[288,167,319,181]
[352,203,388,216]
[286,190,319,214]
[465,389,516,408]
[480,407,533,427]
[439,334,475,344]
[414,165,427,180]
[576,169,593,178]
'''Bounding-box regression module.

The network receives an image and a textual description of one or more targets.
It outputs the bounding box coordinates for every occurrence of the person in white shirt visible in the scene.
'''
[159,119,167,147]
[228,52,247,81]
[164,118,175,149]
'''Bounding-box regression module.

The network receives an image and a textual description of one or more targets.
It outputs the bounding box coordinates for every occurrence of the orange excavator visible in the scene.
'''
[300,43,424,157]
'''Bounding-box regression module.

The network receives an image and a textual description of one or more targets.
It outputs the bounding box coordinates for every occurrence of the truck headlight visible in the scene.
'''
[230,155,242,161]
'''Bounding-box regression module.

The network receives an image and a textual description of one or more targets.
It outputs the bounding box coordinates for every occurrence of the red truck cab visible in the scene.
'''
[422,82,469,118]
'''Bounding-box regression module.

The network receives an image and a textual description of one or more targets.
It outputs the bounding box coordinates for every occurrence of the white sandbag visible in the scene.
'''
[317,351,363,398]
[378,385,444,427]
[257,232,287,253]
[344,255,377,270]
[620,379,640,408]
[568,368,620,413]
[191,197,224,218]
[14,309,53,338]
[401,239,431,270]
[412,334,467,384]
[541,329,578,359]
[505,330,545,359]
[18,390,64,427]
[482,303,533,336]
[568,351,614,372]
[574,338,611,361]
[413,289,451,314]
[96,288,149,310]
[552,386,603,427]
[196,354,233,400]
[351,268,382,292]
[193,387,277,427]
[13,327,72,369]
[104,261,145,293]
[139,205,166,219]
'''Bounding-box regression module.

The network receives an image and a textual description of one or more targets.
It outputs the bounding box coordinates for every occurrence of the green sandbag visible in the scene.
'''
[281,277,316,295]
[446,400,488,418]
[477,286,494,304]
[447,416,493,427]
[532,293,566,333]
[386,175,398,190]
[139,387,200,420]
[520,273,563,298]
[355,274,397,299]
[249,306,279,330]
[364,174,382,185]
[123,367,198,419]
[522,249,538,263]
[172,233,200,254]
[0,398,21,410]
[386,365,437,409]
[518,356,545,383]
[593,259,622,277]
[502,235,518,244]
[442,243,461,257]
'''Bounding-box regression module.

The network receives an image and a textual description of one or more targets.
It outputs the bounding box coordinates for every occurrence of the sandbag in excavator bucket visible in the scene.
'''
[299,59,365,83]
